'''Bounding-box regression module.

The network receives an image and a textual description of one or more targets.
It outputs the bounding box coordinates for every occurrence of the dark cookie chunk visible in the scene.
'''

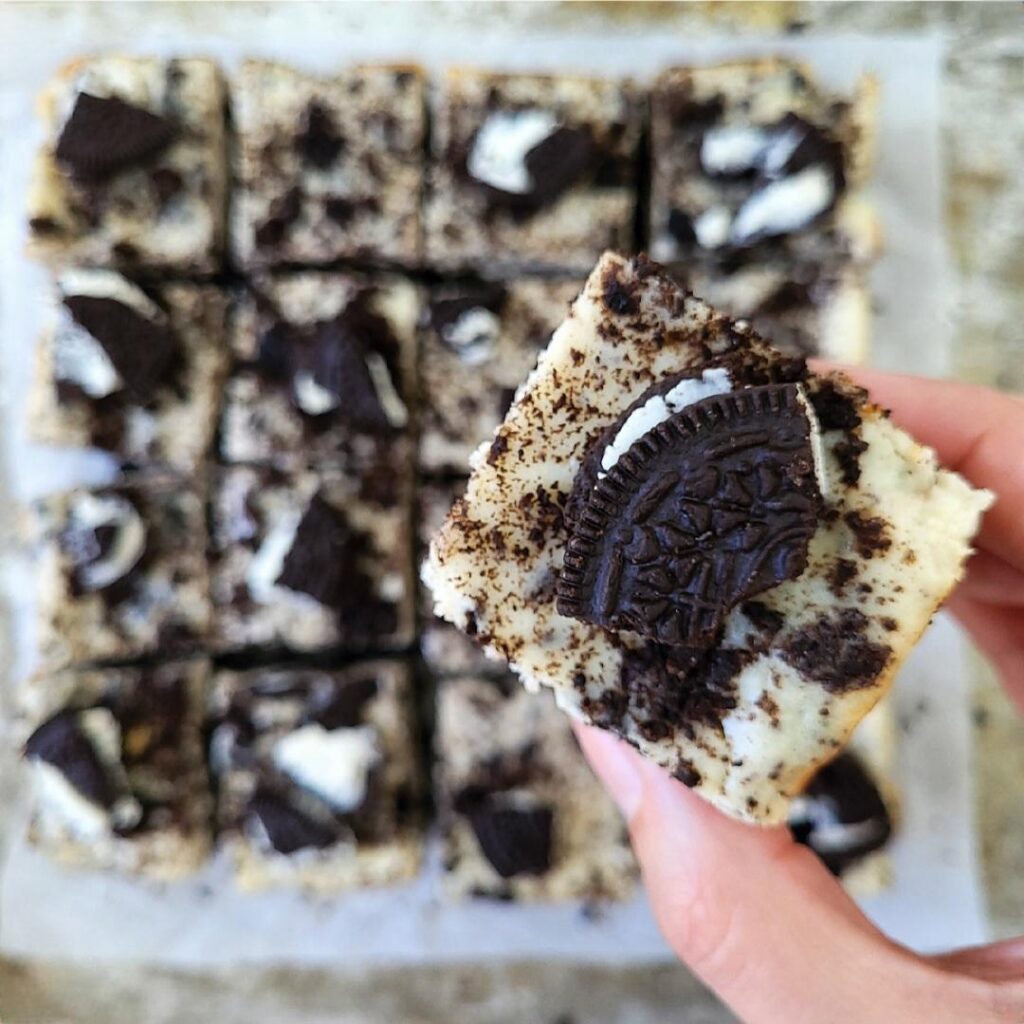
[60,493,146,599]
[303,676,378,730]
[254,187,303,250]
[459,794,554,879]
[558,384,822,650]
[779,609,891,692]
[248,786,340,855]
[63,295,180,402]
[844,510,892,558]
[296,101,345,169]
[275,493,368,610]
[24,711,117,810]
[791,752,892,875]
[55,93,176,180]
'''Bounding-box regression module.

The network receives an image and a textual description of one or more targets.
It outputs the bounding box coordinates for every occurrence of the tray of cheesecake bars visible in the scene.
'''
[0,25,990,967]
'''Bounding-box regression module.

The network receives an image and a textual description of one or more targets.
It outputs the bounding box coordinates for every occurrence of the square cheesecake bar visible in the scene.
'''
[418,278,579,475]
[34,478,209,668]
[425,69,642,274]
[29,270,229,472]
[231,61,426,269]
[209,660,421,893]
[425,253,990,824]
[649,59,879,270]
[19,659,211,879]
[209,464,414,655]
[27,56,228,274]
[220,271,418,471]
[436,675,635,901]
[418,479,502,678]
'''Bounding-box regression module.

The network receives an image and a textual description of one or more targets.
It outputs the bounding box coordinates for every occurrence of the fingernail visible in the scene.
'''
[577,726,645,820]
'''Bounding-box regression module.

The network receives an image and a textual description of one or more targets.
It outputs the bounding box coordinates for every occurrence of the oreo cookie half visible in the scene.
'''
[558,383,822,649]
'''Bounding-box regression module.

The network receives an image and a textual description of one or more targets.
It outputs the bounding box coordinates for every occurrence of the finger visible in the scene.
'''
[957,550,1024,609]
[947,593,1024,712]
[577,726,991,1024]
[934,937,1024,984]
[811,365,1024,570]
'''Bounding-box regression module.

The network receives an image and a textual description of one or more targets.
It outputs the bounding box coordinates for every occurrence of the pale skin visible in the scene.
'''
[577,370,1024,1023]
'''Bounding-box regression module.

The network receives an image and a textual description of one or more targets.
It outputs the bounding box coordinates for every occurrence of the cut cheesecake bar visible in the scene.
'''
[208,660,421,893]
[424,253,991,825]
[19,659,211,879]
[436,675,635,901]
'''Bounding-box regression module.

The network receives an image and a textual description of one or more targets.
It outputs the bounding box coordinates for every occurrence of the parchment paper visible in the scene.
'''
[0,19,988,965]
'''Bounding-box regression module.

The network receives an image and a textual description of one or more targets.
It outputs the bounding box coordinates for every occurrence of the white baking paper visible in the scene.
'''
[0,16,987,965]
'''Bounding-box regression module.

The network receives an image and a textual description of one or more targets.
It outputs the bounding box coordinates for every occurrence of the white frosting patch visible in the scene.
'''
[788,796,887,854]
[53,326,121,397]
[700,125,769,175]
[796,387,831,501]
[467,109,558,194]
[246,509,302,604]
[730,165,834,244]
[441,308,502,365]
[58,269,164,320]
[365,352,409,428]
[293,371,340,416]
[66,493,146,591]
[272,724,380,814]
[600,368,733,474]
[693,206,733,250]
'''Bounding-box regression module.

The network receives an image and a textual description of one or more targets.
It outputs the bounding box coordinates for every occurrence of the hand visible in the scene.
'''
[577,371,1024,1023]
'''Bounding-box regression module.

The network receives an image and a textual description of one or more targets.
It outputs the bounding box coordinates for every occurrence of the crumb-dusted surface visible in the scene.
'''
[425,253,990,824]
[29,270,229,472]
[34,478,210,668]
[418,278,579,474]
[209,464,414,655]
[27,56,227,274]
[418,479,502,677]
[425,69,642,274]
[231,61,426,269]
[649,58,879,270]
[436,676,634,901]
[209,659,422,893]
[18,659,211,879]
[220,270,418,471]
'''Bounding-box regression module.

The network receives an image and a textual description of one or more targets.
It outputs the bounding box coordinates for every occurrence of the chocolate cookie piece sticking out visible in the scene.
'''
[558,383,823,649]
[457,791,554,879]
[55,93,176,181]
[789,751,892,876]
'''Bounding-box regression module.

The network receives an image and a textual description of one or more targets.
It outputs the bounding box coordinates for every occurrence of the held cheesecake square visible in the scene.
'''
[649,58,879,270]
[27,56,228,275]
[419,278,580,475]
[19,659,212,879]
[209,464,414,655]
[424,253,991,824]
[231,61,426,269]
[425,69,643,274]
[29,270,229,473]
[208,660,422,893]
[436,675,635,902]
[34,479,210,669]
[219,272,418,471]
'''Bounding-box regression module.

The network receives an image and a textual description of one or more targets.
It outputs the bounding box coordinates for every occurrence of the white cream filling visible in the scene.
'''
[730,165,834,244]
[272,724,380,814]
[53,325,122,397]
[693,206,733,250]
[66,492,146,591]
[700,125,770,175]
[245,508,302,604]
[788,795,887,854]
[467,109,558,194]
[441,307,502,365]
[293,371,340,416]
[600,368,734,474]
[365,352,409,428]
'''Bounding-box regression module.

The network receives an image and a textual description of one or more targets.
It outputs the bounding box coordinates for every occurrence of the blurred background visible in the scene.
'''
[1,2,1022,1022]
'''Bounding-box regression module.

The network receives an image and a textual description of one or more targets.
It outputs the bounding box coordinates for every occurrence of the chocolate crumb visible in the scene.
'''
[828,558,858,595]
[780,609,891,692]
[844,510,892,558]
[601,265,639,316]
[833,433,868,486]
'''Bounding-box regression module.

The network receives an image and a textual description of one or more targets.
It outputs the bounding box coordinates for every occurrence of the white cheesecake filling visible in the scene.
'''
[467,109,558,194]
[700,125,770,175]
[731,165,834,244]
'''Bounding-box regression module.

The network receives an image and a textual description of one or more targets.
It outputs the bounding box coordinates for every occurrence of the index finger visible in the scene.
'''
[813,364,1024,571]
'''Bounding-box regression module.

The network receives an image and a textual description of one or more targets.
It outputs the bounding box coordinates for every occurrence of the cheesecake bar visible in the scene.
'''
[425,253,991,824]
[27,56,227,274]
[19,659,211,878]
[436,675,635,901]
[29,270,229,472]
[220,272,418,471]
[650,59,879,269]
[425,69,642,274]
[209,464,414,655]
[419,278,579,475]
[231,61,426,269]
[34,478,209,668]
[209,660,421,893]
